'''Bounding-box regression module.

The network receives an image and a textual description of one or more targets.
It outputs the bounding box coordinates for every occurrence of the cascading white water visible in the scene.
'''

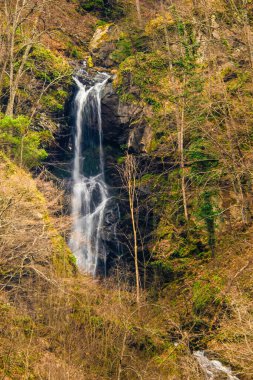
[194,351,239,380]
[69,73,110,275]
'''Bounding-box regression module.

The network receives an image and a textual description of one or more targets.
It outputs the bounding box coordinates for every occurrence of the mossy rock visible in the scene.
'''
[27,45,72,84]
[89,23,119,67]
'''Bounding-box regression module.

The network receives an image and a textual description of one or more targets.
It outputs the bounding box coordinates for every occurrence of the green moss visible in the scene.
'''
[95,20,108,27]
[149,137,158,152]
[66,42,84,59]
[79,0,125,20]
[227,71,251,94]
[51,234,76,276]
[192,277,222,316]
[0,115,49,168]
[0,151,17,175]
[27,45,72,84]
[42,95,63,111]
[111,33,133,63]
[42,89,68,112]
[117,51,169,105]
[111,31,148,64]
[87,55,94,68]
[116,155,126,164]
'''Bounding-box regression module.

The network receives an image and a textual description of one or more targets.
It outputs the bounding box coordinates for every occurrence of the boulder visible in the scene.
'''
[89,24,118,68]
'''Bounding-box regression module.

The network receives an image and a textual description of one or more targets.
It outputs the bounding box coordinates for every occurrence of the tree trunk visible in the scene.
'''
[135,0,142,26]
[176,101,189,222]
[126,154,140,305]
[6,42,32,117]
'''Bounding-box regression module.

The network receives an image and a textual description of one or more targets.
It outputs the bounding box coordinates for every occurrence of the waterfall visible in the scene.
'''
[69,73,110,275]
[194,351,239,380]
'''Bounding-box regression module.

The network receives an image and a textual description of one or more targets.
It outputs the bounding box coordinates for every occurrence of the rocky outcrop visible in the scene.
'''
[101,79,152,153]
[101,79,137,144]
[89,24,118,68]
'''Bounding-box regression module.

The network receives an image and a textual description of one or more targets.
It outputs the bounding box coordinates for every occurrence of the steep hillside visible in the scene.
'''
[0,157,203,379]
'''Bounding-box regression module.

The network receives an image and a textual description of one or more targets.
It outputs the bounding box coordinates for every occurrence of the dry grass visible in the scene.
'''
[2,153,251,379]
[205,230,253,379]
[0,157,205,379]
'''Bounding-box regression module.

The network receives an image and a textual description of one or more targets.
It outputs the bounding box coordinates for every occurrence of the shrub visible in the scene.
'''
[0,115,50,168]
[111,32,149,64]
[79,0,125,19]
[41,89,68,113]
[192,278,222,316]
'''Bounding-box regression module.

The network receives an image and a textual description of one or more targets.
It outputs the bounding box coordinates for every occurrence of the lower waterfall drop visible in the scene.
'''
[69,73,110,275]
[194,351,239,380]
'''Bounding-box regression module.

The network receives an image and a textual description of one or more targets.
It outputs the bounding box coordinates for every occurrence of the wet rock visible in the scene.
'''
[223,71,238,82]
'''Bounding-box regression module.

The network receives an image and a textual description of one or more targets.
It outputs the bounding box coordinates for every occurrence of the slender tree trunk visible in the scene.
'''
[161,2,189,222]
[5,0,21,117]
[126,154,140,305]
[6,30,15,117]
[176,100,189,222]
[135,0,142,26]
[117,331,127,380]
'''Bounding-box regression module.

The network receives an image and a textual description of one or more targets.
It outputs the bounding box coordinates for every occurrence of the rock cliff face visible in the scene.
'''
[101,79,152,153]
[101,79,135,145]
[88,24,153,153]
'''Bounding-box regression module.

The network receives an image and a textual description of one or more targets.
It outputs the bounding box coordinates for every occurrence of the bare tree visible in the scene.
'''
[116,154,144,304]
[123,154,141,304]
[160,1,189,222]
[0,0,50,116]
[228,0,253,69]
[174,77,189,222]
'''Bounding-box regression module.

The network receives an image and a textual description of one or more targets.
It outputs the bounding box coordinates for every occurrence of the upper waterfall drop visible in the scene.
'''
[69,72,110,275]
